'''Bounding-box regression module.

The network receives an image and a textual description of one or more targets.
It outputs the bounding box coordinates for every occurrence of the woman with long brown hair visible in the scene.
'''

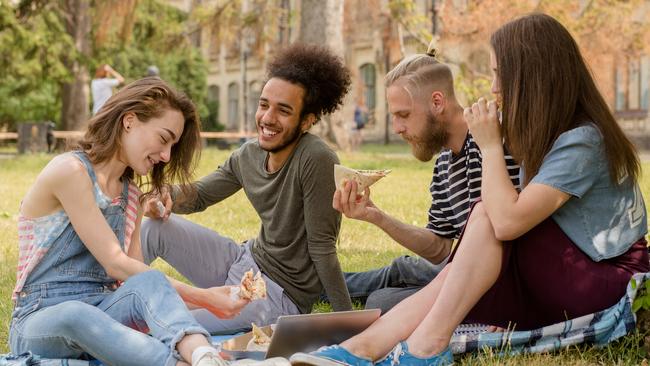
[292,13,649,366]
[9,77,248,366]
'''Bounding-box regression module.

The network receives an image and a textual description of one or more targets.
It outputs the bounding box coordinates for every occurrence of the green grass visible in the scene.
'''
[1,144,649,364]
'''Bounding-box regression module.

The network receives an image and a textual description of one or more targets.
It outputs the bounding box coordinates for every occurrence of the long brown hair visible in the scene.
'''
[491,13,639,185]
[77,77,201,201]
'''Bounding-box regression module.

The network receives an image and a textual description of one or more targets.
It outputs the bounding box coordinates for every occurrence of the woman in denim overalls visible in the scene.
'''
[10,78,249,366]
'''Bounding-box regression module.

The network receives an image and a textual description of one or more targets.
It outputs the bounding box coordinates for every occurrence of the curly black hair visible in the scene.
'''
[266,43,351,123]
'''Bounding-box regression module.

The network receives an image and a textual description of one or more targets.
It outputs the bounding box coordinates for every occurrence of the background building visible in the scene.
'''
[178,0,650,147]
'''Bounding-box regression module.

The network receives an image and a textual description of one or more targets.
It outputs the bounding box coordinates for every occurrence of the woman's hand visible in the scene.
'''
[464,98,502,152]
[197,286,250,319]
[143,186,172,220]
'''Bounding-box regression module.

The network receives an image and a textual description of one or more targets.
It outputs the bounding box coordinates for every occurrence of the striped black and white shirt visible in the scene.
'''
[426,133,520,238]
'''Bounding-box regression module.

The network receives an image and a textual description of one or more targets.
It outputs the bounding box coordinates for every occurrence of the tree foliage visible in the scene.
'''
[0,0,210,131]
[437,0,649,59]
[0,2,73,129]
[191,0,285,59]
[387,0,649,105]
[92,0,209,121]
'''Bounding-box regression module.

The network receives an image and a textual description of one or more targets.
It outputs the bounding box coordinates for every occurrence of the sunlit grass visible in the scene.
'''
[1,144,649,363]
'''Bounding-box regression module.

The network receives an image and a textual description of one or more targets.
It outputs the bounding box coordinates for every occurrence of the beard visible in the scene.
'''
[406,112,447,162]
[260,123,303,153]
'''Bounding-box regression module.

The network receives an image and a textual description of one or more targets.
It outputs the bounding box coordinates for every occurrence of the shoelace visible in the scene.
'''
[199,354,229,366]
[387,343,404,366]
[317,345,340,353]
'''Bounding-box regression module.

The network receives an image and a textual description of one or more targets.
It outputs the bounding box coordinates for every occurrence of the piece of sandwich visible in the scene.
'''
[238,269,267,301]
[334,164,391,192]
[245,323,273,351]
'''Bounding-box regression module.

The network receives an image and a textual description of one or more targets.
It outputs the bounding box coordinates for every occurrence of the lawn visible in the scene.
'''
[0,143,648,364]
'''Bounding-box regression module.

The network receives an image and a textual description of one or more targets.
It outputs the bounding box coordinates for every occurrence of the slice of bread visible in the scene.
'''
[334,164,391,192]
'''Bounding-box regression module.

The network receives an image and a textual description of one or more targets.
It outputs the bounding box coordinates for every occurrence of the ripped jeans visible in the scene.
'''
[9,271,210,366]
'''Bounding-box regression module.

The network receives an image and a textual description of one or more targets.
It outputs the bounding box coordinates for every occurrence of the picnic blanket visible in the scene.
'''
[450,272,650,355]
[3,272,649,364]
[0,352,96,366]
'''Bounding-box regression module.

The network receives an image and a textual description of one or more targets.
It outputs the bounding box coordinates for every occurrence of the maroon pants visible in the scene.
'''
[451,206,649,331]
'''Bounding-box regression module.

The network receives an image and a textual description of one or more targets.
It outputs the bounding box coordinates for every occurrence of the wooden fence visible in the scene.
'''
[0,128,256,153]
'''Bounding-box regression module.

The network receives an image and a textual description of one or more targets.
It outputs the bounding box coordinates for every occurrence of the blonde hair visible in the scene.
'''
[385,41,455,99]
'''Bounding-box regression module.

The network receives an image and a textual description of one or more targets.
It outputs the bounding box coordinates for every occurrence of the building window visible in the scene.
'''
[628,59,640,110]
[641,56,649,111]
[248,81,262,131]
[278,0,291,45]
[615,66,626,112]
[204,85,220,131]
[208,85,220,103]
[614,55,649,115]
[360,63,376,110]
[228,82,239,130]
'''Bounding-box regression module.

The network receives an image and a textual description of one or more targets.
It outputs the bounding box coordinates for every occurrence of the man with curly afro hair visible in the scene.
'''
[140,43,353,333]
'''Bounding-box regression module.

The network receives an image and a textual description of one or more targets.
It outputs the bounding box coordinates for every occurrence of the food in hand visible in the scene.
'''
[156,200,166,217]
[245,323,272,351]
[238,269,267,301]
[334,164,391,192]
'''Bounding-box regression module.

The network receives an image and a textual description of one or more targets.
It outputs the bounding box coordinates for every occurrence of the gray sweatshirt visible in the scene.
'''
[173,133,352,313]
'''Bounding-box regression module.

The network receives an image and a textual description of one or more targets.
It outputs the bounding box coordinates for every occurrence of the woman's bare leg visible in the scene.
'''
[406,202,503,356]
[177,333,216,364]
[338,265,450,360]
[333,203,503,361]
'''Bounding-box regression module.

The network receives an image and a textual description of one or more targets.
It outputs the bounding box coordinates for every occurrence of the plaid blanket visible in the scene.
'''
[450,272,650,355]
[0,352,95,366]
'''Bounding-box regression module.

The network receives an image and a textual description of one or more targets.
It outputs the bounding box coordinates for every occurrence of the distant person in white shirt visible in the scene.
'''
[91,64,124,115]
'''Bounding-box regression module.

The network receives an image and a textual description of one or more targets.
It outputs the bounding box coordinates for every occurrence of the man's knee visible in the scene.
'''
[140,217,163,242]
[388,255,415,276]
[388,255,438,286]
[365,292,393,314]
[365,287,419,314]
[140,218,167,264]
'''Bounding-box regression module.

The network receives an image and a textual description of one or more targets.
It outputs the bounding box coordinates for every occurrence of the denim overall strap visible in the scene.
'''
[14,152,127,306]
[70,151,111,208]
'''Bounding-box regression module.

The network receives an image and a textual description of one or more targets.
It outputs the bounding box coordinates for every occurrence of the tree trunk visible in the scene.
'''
[60,0,91,131]
[299,0,350,150]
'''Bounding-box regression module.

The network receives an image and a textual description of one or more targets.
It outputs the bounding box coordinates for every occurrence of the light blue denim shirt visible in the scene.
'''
[527,123,647,261]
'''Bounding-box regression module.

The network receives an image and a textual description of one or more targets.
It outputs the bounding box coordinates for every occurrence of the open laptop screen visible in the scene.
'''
[265,309,381,359]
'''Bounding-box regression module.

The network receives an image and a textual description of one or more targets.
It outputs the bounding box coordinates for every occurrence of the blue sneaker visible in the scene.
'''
[374,342,453,366]
[289,345,373,366]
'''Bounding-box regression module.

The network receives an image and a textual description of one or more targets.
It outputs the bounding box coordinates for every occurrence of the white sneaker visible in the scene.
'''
[194,353,229,366]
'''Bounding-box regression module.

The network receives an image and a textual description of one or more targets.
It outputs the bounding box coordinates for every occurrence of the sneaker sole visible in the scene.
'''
[289,353,350,366]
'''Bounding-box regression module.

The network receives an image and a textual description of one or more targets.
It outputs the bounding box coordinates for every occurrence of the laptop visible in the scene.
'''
[220,309,381,360]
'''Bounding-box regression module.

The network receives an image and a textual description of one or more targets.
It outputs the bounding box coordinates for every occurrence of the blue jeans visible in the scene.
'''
[10,271,209,366]
[344,255,446,313]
